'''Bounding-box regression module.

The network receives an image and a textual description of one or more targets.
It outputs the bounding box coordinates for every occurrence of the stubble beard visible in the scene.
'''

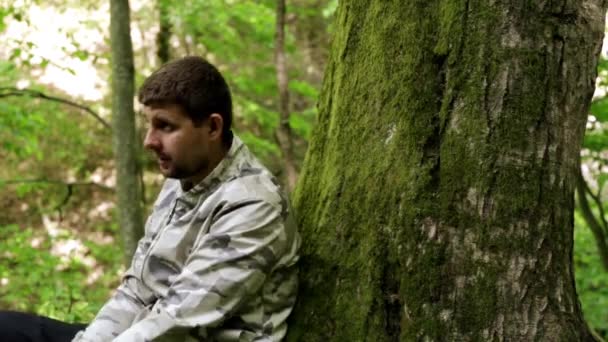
[166,157,209,183]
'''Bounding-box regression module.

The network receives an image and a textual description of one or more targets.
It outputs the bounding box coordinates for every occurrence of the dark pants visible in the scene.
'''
[0,311,87,342]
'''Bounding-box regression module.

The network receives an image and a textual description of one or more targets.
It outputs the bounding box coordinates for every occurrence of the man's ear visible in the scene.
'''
[207,113,224,141]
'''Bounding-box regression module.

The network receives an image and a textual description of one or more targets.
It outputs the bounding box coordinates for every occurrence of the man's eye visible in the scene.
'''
[158,123,174,132]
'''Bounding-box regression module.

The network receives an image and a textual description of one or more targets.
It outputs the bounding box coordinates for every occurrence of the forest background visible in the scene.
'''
[0,0,607,339]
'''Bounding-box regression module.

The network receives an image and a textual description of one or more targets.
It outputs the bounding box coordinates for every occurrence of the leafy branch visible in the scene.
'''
[0,87,111,130]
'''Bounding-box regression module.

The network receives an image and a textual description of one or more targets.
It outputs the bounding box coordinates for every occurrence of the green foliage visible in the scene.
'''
[290,107,316,140]
[289,79,319,99]
[0,107,45,160]
[584,58,608,152]
[0,72,45,162]
[574,213,608,338]
[0,2,30,32]
[586,96,608,153]
[591,97,608,123]
[597,57,608,88]
[0,224,122,322]
[583,130,608,152]
[239,131,280,160]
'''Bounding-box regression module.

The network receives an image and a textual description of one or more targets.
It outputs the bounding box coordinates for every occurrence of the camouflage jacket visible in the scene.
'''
[73,136,300,342]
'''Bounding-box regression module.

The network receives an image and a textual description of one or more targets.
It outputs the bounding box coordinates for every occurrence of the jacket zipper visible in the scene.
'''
[140,199,179,283]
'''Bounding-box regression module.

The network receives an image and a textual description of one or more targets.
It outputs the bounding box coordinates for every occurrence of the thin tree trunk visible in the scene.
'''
[110,0,144,265]
[275,0,298,192]
[156,0,171,64]
[288,1,606,340]
[292,0,330,84]
[576,169,608,271]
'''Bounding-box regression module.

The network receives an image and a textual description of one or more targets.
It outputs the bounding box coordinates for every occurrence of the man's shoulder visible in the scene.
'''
[218,144,286,208]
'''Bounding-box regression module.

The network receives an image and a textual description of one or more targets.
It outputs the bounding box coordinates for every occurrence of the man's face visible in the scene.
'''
[142,103,211,180]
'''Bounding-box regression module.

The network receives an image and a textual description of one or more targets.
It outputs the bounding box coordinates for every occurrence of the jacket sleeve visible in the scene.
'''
[72,180,177,342]
[112,198,287,342]
[72,236,158,341]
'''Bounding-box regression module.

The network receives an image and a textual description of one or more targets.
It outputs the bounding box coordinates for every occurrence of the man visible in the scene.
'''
[0,56,300,341]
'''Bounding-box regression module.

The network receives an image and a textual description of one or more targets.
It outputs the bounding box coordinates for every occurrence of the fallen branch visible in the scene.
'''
[0,87,111,130]
[0,178,114,192]
[1,178,114,221]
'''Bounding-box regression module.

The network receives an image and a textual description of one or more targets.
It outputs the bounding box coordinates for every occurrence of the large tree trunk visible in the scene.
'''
[110,0,144,265]
[288,1,606,341]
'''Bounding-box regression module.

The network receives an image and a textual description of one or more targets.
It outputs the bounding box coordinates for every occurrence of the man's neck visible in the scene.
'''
[180,141,231,192]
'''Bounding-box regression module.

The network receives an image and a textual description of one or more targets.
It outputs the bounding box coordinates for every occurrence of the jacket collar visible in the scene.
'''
[176,135,244,206]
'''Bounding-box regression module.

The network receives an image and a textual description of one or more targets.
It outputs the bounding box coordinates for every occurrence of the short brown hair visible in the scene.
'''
[138,56,233,143]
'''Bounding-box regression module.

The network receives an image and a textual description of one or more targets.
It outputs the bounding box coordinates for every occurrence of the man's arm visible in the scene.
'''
[72,237,157,341]
[73,180,177,341]
[71,280,147,341]
[113,198,290,342]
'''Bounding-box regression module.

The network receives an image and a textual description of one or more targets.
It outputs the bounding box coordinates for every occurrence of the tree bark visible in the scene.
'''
[110,0,144,265]
[275,0,299,192]
[288,1,606,341]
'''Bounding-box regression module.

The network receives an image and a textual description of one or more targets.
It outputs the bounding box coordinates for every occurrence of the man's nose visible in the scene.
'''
[143,129,159,150]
